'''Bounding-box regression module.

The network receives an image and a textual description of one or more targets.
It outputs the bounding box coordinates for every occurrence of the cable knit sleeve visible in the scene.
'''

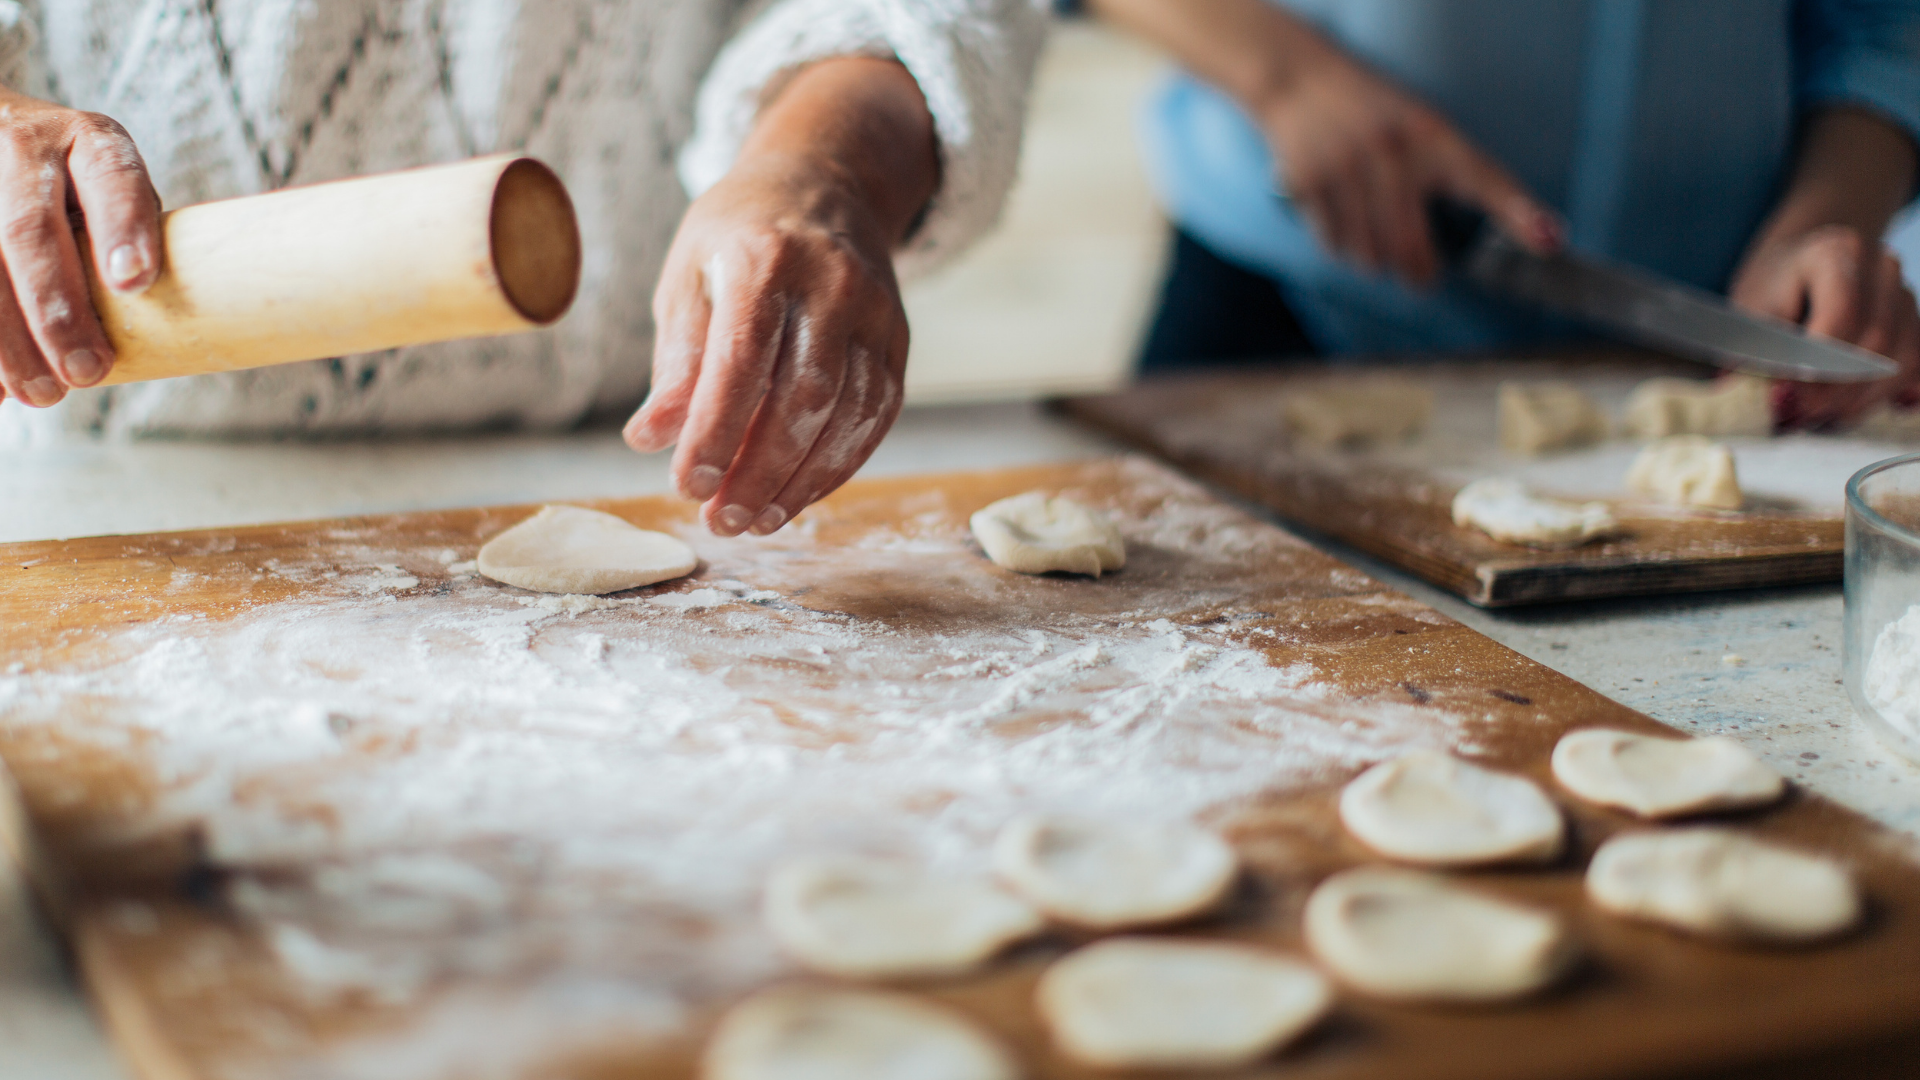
[679,0,1051,279]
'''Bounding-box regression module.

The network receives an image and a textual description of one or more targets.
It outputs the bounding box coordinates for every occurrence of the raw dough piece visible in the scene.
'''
[1451,478,1617,548]
[1303,866,1576,1003]
[704,985,1018,1080]
[993,816,1237,929]
[1621,374,1773,439]
[1586,829,1860,943]
[1036,938,1332,1069]
[1551,729,1784,818]
[1498,380,1608,455]
[763,856,1042,979]
[969,492,1125,577]
[1624,436,1743,510]
[476,505,697,595]
[1281,377,1433,448]
[1339,750,1564,866]
[1849,402,1920,442]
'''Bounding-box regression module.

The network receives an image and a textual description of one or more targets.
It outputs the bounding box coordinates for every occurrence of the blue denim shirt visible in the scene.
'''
[1140,0,1920,355]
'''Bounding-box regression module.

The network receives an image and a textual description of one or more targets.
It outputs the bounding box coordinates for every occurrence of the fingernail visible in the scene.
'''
[63,348,104,385]
[107,244,152,291]
[749,505,788,535]
[22,376,62,406]
[686,464,723,501]
[714,504,752,534]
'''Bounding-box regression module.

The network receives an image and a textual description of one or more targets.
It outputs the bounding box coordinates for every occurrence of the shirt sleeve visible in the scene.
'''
[1795,0,1920,144]
[678,0,1052,279]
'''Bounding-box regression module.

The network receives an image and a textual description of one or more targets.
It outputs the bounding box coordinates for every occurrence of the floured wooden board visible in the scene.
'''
[2,457,1919,1080]
[1060,353,1920,606]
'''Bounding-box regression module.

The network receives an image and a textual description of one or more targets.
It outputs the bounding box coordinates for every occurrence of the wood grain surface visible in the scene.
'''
[1,457,1917,1080]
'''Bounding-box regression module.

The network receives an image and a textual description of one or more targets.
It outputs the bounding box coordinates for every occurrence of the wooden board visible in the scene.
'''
[3,456,1919,1080]
[1057,353,1877,606]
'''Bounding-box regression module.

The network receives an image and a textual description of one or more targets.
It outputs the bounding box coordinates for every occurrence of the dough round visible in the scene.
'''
[1551,729,1784,818]
[1451,478,1615,548]
[704,985,1018,1080]
[992,816,1237,929]
[762,857,1043,979]
[1586,828,1860,943]
[1624,436,1743,510]
[969,492,1125,577]
[1303,866,1576,1003]
[1036,937,1332,1069]
[476,505,697,594]
[1498,380,1607,456]
[1339,750,1564,866]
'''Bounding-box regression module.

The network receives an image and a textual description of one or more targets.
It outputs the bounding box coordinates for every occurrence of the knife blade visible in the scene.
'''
[1429,202,1899,383]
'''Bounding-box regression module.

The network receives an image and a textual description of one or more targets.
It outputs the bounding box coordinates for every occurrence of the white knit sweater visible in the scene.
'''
[0,0,1047,438]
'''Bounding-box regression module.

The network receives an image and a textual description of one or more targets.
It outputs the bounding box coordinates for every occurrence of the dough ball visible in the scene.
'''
[704,985,1018,1080]
[1621,374,1773,439]
[1586,828,1860,943]
[762,856,1043,979]
[476,505,697,595]
[1281,377,1433,448]
[1451,478,1616,548]
[969,492,1125,577]
[1498,381,1608,456]
[1036,937,1332,1069]
[1339,750,1564,867]
[992,816,1237,930]
[1551,729,1784,818]
[1303,866,1577,1003]
[1624,436,1743,510]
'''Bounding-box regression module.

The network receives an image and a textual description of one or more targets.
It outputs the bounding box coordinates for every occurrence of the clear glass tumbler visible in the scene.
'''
[1845,451,1920,766]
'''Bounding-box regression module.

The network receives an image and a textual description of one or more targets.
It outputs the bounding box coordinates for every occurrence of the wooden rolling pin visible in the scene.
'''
[82,154,581,386]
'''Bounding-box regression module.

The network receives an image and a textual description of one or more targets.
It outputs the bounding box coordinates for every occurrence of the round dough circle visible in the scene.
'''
[762,857,1043,979]
[1303,866,1576,1003]
[1551,729,1784,818]
[992,816,1237,929]
[1036,937,1332,1069]
[704,985,1018,1080]
[1586,828,1859,943]
[476,505,697,594]
[969,492,1125,577]
[1339,751,1564,866]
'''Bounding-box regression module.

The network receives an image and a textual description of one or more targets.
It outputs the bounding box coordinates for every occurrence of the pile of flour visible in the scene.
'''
[1866,604,1920,746]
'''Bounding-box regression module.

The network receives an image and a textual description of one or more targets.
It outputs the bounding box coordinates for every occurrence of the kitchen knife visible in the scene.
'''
[1429,201,1898,383]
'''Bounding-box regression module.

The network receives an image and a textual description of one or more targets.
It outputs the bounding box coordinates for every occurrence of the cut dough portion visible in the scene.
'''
[477,505,697,595]
[969,492,1125,577]
[1586,829,1860,943]
[1622,374,1773,439]
[1625,436,1743,510]
[993,816,1237,929]
[1304,866,1576,1003]
[1339,750,1563,866]
[704,985,1018,1080]
[1498,380,1608,455]
[1551,729,1784,818]
[1452,478,1617,548]
[763,856,1042,979]
[1036,938,1332,1069]
[1282,377,1433,448]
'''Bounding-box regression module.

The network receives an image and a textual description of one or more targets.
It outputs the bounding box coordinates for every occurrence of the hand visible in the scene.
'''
[1729,225,1920,429]
[0,89,162,407]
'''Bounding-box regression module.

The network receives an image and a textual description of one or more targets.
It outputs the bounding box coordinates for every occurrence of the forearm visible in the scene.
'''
[1084,0,1340,115]
[1750,106,1917,253]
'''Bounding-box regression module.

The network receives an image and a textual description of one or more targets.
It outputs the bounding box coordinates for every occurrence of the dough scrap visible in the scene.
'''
[1303,866,1576,1003]
[1451,478,1617,548]
[1625,436,1743,510]
[1849,402,1920,442]
[704,985,1018,1080]
[969,492,1125,577]
[1586,829,1860,943]
[1498,380,1608,456]
[1622,374,1773,439]
[476,505,697,595]
[992,816,1237,929]
[1036,938,1332,1069]
[1551,729,1784,818]
[763,856,1042,979]
[1282,377,1433,448]
[1339,750,1564,867]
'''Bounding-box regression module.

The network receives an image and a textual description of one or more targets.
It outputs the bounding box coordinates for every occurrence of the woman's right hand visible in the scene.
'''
[0,88,161,407]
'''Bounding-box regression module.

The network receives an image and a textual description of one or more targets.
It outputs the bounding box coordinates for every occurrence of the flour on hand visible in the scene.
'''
[1339,750,1564,866]
[1551,729,1783,818]
[1624,436,1743,510]
[969,492,1125,577]
[703,986,1018,1080]
[1586,829,1860,943]
[1451,478,1616,548]
[992,816,1237,930]
[476,505,697,595]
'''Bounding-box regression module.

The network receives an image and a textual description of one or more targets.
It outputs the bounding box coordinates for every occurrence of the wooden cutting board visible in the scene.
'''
[1057,352,1908,606]
[2,456,1918,1080]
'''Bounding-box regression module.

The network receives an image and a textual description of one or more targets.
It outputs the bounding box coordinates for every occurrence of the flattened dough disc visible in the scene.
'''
[993,816,1237,929]
[477,504,697,594]
[1551,729,1784,818]
[1586,828,1860,943]
[704,985,1019,1080]
[969,492,1125,577]
[1339,750,1564,866]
